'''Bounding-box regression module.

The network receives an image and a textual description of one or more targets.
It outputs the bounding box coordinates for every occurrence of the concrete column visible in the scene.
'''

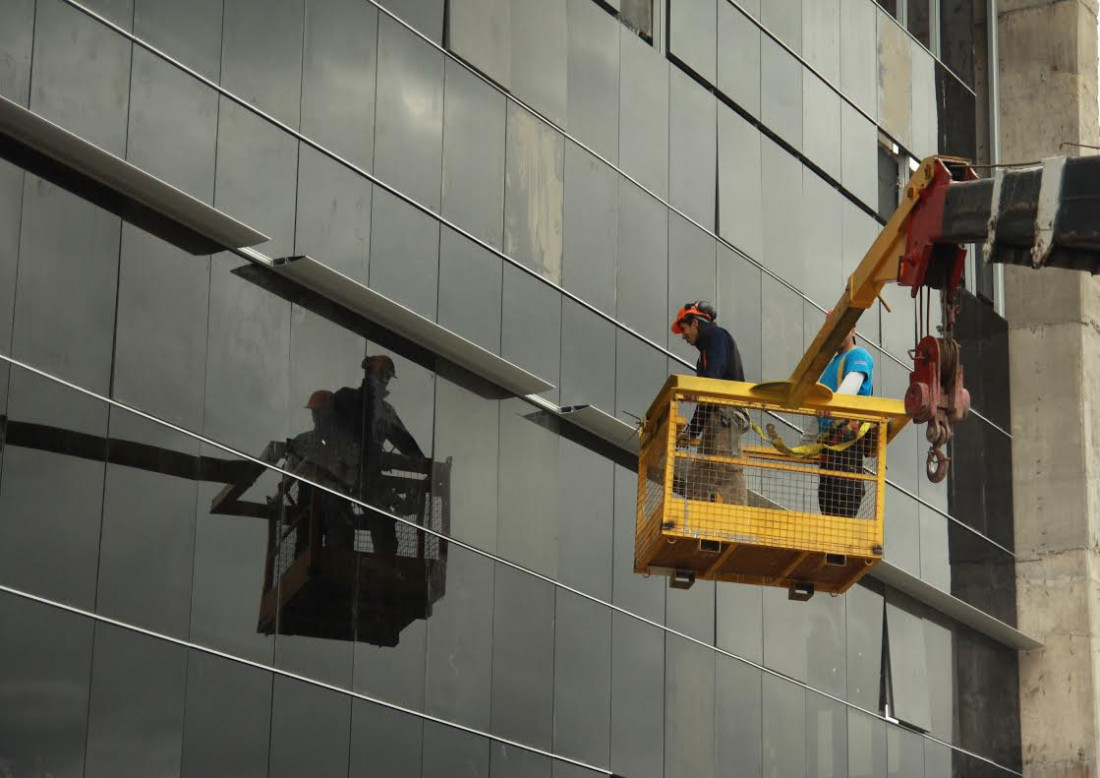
[1000,2,1100,776]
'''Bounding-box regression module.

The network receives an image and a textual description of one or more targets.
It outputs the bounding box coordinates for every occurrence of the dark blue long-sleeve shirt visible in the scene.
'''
[688,322,745,435]
[694,322,744,381]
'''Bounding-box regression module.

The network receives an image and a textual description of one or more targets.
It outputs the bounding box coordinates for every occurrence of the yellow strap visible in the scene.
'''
[749,420,873,459]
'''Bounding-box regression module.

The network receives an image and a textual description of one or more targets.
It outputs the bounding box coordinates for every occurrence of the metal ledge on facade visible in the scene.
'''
[270,254,554,398]
[869,560,1041,651]
[559,405,640,456]
[0,94,268,253]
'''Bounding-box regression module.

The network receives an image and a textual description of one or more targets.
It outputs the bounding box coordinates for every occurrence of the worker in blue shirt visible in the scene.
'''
[817,318,874,517]
[671,301,747,504]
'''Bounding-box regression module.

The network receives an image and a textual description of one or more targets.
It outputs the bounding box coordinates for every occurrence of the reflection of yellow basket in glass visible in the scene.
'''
[635,375,909,599]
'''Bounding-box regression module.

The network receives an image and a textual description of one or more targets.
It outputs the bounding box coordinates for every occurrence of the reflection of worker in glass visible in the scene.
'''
[287,390,334,468]
[332,355,425,556]
[817,320,875,517]
[670,301,748,504]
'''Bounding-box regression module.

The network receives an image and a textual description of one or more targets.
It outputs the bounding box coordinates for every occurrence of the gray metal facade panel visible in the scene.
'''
[759,273,805,384]
[762,0,802,53]
[294,146,372,283]
[669,68,718,232]
[845,584,885,711]
[841,101,880,208]
[561,141,618,316]
[717,109,764,261]
[0,0,34,105]
[442,59,507,250]
[716,655,764,773]
[610,463,666,620]
[760,33,804,152]
[566,0,621,163]
[802,0,841,84]
[0,595,95,774]
[763,674,808,778]
[664,637,718,776]
[616,179,668,344]
[112,226,211,441]
[220,0,304,130]
[510,0,568,126]
[803,69,842,181]
[761,136,804,282]
[376,0,445,44]
[717,0,761,117]
[375,15,445,211]
[500,262,562,401]
[84,627,188,778]
[447,0,511,88]
[12,179,120,394]
[669,0,717,84]
[214,97,297,255]
[560,299,617,412]
[368,189,441,320]
[437,226,504,354]
[30,0,132,156]
[609,613,666,778]
[489,557,556,747]
[503,103,565,284]
[716,245,763,383]
[126,49,219,204]
[553,593,614,765]
[840,0,878,114]
[300,0,378,172]
[801,168,845,306]
[807,695,849,778]
[885,601,934,732]
[134,0,223,81]
[667,211,718,362]
[347,703,421,777]
[618,26,670,199]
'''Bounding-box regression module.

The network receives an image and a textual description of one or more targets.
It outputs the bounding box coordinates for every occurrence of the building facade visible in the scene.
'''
[0,0,1026,776]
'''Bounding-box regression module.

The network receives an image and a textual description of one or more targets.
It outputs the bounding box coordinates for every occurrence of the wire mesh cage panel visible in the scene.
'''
[635,375,906,599]
[257,445,452,644]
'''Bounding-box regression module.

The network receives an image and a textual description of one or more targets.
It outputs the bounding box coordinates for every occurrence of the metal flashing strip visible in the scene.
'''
[869,560,1041,651]
[0,94,268,252]
[558,404,641,456]
[269,254,553,398]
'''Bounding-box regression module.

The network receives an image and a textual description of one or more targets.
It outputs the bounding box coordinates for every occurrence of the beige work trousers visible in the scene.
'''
[677,408,747,505]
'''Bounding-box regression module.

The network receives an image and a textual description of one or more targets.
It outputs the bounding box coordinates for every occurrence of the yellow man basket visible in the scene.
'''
[635,375,909,600]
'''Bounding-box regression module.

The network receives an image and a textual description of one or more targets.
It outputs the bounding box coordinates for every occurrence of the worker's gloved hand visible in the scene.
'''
[676,428,699,448]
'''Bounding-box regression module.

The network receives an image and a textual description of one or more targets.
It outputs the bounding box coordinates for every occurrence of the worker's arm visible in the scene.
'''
[382,403,425,458]
[836,371,866,396]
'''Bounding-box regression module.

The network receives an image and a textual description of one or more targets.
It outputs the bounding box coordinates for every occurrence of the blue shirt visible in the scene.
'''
[820,346,874,396]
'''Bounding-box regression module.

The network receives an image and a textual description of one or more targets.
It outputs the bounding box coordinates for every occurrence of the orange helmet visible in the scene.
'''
[304,389,333,410]
[362,354,397,380]
[671,301,717,334]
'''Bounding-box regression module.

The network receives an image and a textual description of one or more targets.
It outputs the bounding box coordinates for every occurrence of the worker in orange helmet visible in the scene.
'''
[670,301,748,505]
[305,389,335,430]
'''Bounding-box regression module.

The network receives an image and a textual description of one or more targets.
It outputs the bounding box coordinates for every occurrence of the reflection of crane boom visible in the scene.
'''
[788,155,1100,481]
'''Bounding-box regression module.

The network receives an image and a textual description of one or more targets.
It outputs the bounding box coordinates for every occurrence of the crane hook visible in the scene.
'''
[926,445,950,483]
